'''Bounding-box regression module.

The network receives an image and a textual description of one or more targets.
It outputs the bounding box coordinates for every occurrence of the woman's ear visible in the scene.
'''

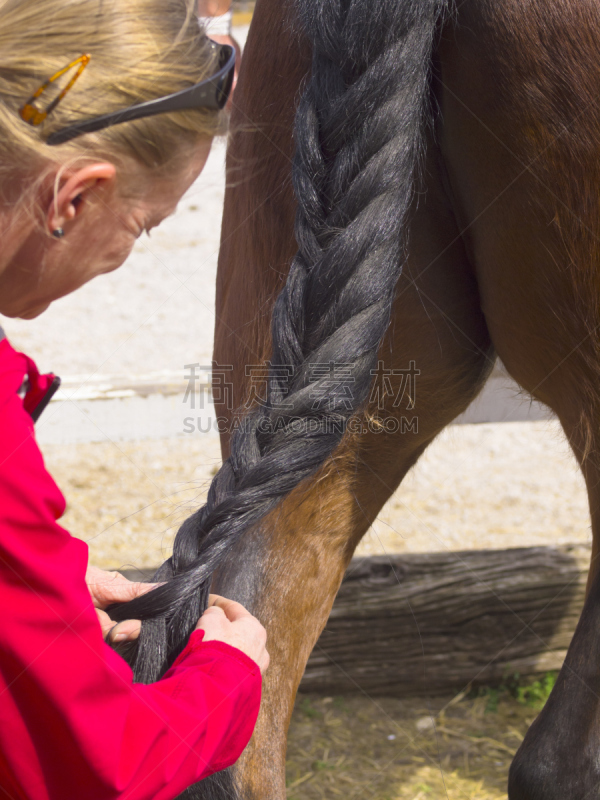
[46,163,117,235]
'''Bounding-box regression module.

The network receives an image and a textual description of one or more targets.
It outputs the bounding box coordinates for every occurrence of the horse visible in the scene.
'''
[210,0,600,798]
[111,0,600,796]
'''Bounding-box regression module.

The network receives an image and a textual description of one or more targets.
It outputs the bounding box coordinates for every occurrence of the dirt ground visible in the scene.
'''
[286,685,547,800]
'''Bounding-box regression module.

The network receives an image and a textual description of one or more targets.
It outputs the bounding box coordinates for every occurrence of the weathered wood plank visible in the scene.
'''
[300,545,589,695]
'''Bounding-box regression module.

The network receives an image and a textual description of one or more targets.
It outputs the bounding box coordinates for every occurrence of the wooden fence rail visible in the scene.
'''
[301,545,589,696]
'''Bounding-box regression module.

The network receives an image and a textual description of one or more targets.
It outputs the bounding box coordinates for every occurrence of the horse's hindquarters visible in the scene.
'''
[439,1,600,797]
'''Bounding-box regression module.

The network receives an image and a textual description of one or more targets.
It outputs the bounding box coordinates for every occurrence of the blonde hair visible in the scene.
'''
[0,0,222,186]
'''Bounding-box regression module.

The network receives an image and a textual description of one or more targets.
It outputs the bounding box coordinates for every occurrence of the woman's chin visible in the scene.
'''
[16,303,50,319]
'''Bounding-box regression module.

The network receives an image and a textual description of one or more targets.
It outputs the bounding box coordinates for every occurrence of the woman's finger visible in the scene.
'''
[107,620,142,643]
[96,608,142,642]
[200,605,227,619]
[96,608,114,638]
[208,595,253,622]
[102,580,158,605]
[86,566,160,608]
[258,650,270,675]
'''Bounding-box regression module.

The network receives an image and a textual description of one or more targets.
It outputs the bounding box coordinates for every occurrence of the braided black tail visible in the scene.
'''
[110,0,447,796]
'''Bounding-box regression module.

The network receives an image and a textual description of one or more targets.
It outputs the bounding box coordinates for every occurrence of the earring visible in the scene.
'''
[52,228,64,239]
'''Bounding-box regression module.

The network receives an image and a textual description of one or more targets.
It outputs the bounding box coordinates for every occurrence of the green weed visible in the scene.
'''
[300,697,321,718]
[472,671,558,713]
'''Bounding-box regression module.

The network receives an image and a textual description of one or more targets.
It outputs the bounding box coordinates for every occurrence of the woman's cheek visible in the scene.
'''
[88,233,135,280]
[108,232,137,270]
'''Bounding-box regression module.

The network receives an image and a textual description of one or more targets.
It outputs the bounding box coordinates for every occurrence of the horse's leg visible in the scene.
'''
[436,2,600,796]
[212,5,491,797]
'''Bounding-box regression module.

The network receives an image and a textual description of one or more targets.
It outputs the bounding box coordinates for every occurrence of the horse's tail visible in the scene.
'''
[110,0,447,795]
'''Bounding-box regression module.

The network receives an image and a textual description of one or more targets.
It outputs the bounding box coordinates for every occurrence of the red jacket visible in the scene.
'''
[0,336,261,800]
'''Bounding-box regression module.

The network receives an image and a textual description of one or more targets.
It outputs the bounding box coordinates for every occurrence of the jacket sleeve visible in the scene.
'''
[0,341,261,800]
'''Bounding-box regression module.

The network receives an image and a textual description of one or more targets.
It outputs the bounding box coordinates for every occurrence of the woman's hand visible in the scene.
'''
[197,595,269,674]
[86,565,158,643]
[87,570,270,674]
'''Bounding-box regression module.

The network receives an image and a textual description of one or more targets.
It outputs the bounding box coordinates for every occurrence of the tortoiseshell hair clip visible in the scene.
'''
[20,54,91,127]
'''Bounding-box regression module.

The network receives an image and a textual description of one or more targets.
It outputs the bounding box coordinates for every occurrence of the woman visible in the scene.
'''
[0,1,268,798]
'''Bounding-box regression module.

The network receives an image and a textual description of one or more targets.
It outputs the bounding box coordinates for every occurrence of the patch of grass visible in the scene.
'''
[472,671,558,713]
[312,760,335,771]
[333,696,349,711]
[299,697,321,719]
[513,672,557,708]
[482,688,500,714]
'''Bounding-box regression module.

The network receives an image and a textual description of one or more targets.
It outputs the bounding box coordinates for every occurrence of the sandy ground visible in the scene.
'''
[40,418,590,570]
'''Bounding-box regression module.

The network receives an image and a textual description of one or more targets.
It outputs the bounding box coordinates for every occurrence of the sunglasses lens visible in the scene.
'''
[213,45,235,108]
[216,65,234,108]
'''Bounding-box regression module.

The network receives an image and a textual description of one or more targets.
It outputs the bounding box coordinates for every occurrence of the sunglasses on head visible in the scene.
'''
[20,42,235,146]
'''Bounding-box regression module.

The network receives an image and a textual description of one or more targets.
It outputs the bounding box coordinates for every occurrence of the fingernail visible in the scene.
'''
[108,624,126,642]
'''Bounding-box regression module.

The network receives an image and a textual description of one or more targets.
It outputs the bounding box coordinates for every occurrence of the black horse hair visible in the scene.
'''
[109,0,448,796]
